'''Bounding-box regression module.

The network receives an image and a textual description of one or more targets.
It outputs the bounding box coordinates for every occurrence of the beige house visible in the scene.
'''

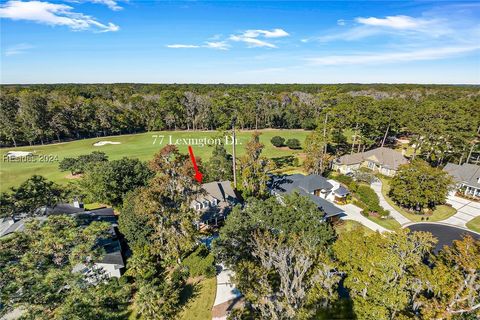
[332,147,408,177]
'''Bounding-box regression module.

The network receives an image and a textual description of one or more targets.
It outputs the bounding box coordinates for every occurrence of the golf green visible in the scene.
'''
[0,129,310,191]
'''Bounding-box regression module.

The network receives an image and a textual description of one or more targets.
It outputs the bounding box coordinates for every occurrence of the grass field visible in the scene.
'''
[0,129,310,192]
[379,177,457,222]
[335,220,373,235]
[366,215,401,230]
[466,216,480,233]
[179,277,217,320]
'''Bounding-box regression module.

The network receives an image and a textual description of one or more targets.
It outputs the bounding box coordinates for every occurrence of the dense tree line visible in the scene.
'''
[1,84,478,166]
[216,199,480,319]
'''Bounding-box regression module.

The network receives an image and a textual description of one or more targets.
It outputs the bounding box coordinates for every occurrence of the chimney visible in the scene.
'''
[73,196,84,209]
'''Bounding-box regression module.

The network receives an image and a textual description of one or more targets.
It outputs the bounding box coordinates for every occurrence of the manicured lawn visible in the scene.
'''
[128,277,217,320]
[0,129,309,191]
[178,277,217,320]
[466,216,480,233]
[379,177,457,222]
[366,216,401,230]
[335,220,373,235]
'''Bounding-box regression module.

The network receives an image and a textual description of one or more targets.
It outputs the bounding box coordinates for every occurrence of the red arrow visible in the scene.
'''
[188,145,203,183]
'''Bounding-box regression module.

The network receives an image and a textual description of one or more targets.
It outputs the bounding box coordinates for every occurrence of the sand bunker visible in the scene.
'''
[93,141,121,147]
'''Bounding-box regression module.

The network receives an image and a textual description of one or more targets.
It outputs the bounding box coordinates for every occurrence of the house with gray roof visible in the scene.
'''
[269,174,346,219]
[191,181,240,228]
[443,162,480,199]
[0,202,124,278]
[332,147,408,177]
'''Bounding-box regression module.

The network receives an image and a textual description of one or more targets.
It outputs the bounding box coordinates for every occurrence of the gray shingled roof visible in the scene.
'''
[334,185,350,197]
[335,147,408,170]
[444,163,480,189]
[269,174,345,218]
[297,174,334,192]
[201,181,237,202]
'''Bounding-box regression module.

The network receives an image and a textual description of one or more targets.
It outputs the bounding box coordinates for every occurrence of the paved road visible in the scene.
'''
[371,181,411,225]
[442,195,480,227]
[406,223,480,253]
[338,203,389,233]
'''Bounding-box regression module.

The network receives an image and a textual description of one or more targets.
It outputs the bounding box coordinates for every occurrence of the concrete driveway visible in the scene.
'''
[212,264,242,320]
[337,203,389,233]
[371,181,411,225]
[442,195,480,227]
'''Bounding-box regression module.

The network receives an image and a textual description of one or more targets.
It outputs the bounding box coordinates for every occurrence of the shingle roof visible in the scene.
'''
[444,163,480,188]
[201,181,238,202]
[298,174,334,192]
[335,147,408,170]
[334,185,350,197]
[269,174,345,218]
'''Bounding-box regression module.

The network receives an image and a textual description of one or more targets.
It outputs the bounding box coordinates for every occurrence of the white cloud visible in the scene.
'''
[204,41,229,50]
[4,43,34,56]
[166,41,229,50]
[355,15,434,30]
[167,28,287,50]
[307,46,480,65]
[229,35,277,48]
[337,19,346,26]
[229,28,288,48]
[0,0,119,32]
[166,44,200,48]
[242,28,289,38]
[88,0,123,11]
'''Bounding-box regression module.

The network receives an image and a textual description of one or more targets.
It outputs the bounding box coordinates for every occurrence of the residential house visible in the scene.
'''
[443,162,480,199]
[269,174,347,220]
[0,202,125,278]
[332,147,408,177]
[191,181,240,228]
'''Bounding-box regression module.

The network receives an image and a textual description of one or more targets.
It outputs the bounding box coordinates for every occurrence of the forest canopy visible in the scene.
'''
[1,83,478,166]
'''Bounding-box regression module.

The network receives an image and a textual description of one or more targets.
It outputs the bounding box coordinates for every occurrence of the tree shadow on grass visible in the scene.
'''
[271,155,296,168]
[179,279,202,307]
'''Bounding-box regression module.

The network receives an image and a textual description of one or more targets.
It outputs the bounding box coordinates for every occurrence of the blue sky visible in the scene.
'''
[1,1,479,84]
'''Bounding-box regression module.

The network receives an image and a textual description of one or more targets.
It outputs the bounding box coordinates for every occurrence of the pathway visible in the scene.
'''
[212,264,242,320]
[442,195,480,227]
[338,203,389,233]
[371,181,411,225]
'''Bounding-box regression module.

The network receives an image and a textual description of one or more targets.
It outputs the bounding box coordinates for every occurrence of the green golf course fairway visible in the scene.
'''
[0,129,310,192]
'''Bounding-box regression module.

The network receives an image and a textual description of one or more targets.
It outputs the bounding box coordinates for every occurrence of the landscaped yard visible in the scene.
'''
[366,216,401,230]
[178,277,217,320]
[466,216,480,233]
[128,277,217,320]
[379,177,457,222]
[335,220,373,235]
[0,129,309,191]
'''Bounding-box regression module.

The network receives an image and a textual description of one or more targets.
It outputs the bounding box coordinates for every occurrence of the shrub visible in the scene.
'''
[271,136,285,147]
[286,138,301,149]
[182,245,216,278]
[331,174,358,192]
[355,184,389,216]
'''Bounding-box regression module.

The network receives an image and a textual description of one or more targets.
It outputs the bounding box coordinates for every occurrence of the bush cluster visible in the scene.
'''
[182,245,216,278]
[271,136,285,147]
[356,185,389,217]
[285,138,301,149]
